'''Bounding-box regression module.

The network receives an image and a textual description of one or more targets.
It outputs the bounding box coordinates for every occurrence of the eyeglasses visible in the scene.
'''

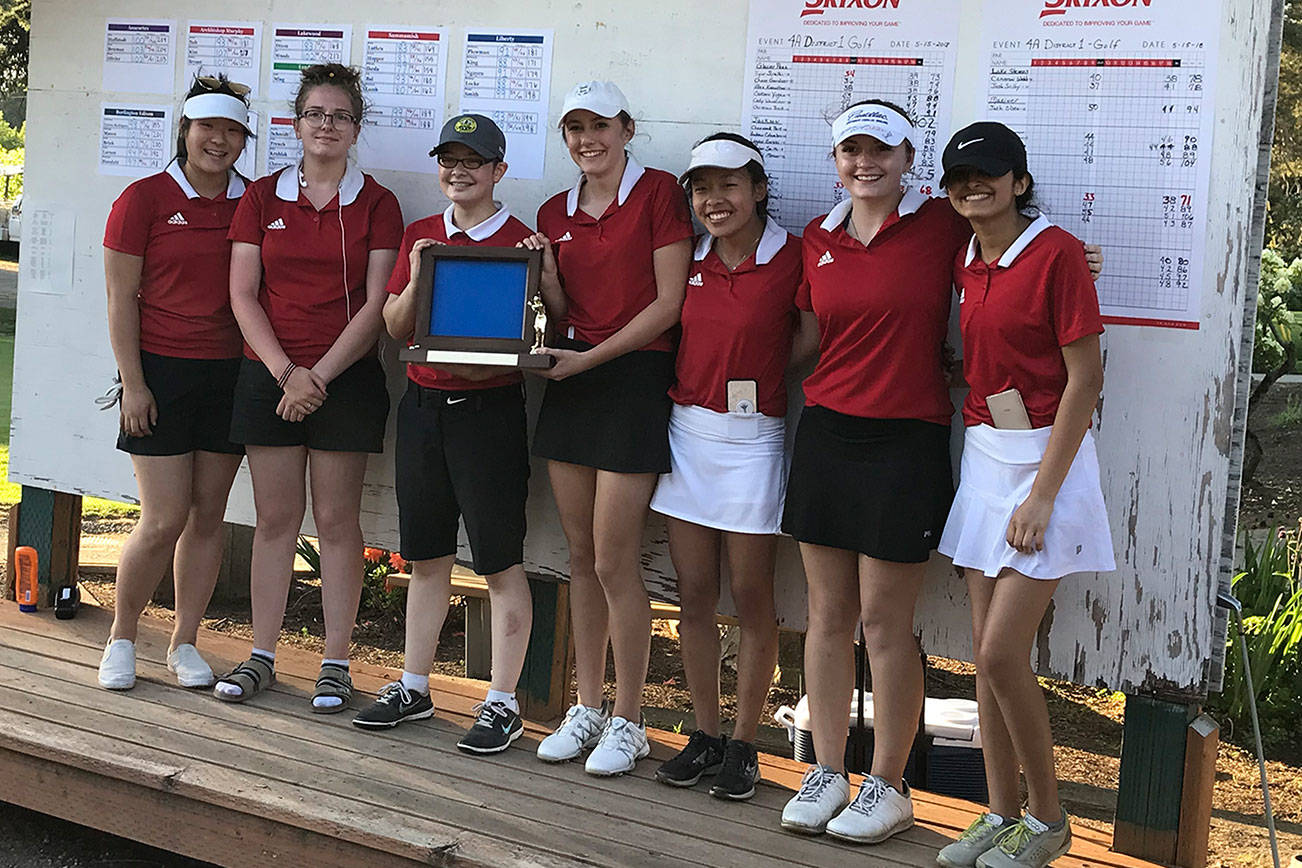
[436,154,494,170]
[298,109,358,129]
[196,75,251,97]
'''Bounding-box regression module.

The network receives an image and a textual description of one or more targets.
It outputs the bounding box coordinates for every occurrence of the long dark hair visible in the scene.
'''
[176,75,250,167]
[686,132,770,218]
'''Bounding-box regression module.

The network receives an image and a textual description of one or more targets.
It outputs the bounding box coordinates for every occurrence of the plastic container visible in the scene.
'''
[774,691,987,801]
[15,545,37,612]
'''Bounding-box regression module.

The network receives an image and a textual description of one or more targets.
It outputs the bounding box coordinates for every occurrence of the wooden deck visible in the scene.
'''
[0,598,1161,868]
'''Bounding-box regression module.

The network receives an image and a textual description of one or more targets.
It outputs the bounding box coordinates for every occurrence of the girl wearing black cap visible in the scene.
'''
[935,122,1114,868]
[778,102,1103,846]
[649,132,819,800]
[99,75,254,693]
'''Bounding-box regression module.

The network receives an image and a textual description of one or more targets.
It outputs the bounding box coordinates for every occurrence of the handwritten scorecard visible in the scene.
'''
[981,1,1219,329]
[742,0,959,233]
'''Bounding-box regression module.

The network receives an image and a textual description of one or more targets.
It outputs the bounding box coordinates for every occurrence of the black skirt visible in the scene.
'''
[531,339,674,474]
[781,405,954,564]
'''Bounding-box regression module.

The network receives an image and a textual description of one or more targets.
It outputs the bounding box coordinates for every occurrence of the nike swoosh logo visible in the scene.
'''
[956,139,984,150]
[447,397,469,405]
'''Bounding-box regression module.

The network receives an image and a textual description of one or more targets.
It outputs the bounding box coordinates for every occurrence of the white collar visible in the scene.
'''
[565,153,645,216]
[442,203,512,242]
[963,213,1054,268]
[166,160,246,200]
[693,216,790,267]
[275,160,365,206]
[818,187,929,233]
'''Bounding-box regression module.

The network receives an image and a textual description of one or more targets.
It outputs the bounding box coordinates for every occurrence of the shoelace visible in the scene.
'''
[471,701,507,727]
[719,741,748,776]
[795,765,837,802]
[847,776,888,816]
[997,820,1037,855]
[959,813,1003,843]
[377,682,413,706]
[598,719,640,757]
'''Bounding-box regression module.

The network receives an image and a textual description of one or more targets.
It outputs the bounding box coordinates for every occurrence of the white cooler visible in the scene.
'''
[774,692,987,801]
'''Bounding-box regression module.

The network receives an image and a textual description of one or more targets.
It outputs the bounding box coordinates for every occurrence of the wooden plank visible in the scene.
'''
[0,747,425,868]
[518,573,572,720]
[1114,695,1189,863]
[465,595,492,680]
[1175,714,1218,868]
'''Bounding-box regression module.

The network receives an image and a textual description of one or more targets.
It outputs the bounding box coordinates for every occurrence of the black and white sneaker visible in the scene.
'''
[710,738,761,800]
[655,729,725,787]
[457,701,524,754]
[352,682,434,729]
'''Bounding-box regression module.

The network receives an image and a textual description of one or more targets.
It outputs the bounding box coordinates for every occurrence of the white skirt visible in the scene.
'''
[938,424,1116,580]
[650,403,787,535]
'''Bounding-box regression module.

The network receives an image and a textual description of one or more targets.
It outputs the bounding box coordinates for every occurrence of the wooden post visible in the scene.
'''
[12,486,82,608]
[516,574,571,723]
[211,522,254,604]
[1175,713,1219,868]
[464,596,492,681]
[1114,694,1196,862]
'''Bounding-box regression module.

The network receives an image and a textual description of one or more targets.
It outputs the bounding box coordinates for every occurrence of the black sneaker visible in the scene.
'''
[655,730,725,787]
[710,738,761,800]
[352,682,434,729]
[457,701,524,754]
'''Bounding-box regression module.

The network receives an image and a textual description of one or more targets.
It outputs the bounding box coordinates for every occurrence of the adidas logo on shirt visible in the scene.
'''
[266,218,287,230]
[688,273,703,286]
[166,212,188,226]
[817,250,835,267]
[555,231,573,242]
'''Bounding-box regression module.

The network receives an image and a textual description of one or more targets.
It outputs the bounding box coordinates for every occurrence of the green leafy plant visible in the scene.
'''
[295,535,321,577]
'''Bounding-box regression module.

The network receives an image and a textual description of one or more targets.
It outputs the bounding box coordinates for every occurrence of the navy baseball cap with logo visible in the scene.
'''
[940,121,1028,188]
[430,113,506,161]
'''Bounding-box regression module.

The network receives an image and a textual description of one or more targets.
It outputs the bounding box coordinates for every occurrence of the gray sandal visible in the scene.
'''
[312,663,353,714]
[213,655,275,703]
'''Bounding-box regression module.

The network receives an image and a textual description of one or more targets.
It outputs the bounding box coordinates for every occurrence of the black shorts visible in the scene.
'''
[781,405,954,564]
[116,352,244,457]
[395,382,529,575]
[229,356,389,453]
[531,338,674,474]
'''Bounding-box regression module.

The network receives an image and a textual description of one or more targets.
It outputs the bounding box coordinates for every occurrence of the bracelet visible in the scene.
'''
[277,361,297,389]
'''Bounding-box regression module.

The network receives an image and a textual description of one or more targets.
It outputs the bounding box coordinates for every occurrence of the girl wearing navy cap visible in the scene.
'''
[99,75,254,693]
[520,80,693,776]
[218,64,403,712]
[778,101,1103,845]
[650,133,818,800]
[934,122,1114,868]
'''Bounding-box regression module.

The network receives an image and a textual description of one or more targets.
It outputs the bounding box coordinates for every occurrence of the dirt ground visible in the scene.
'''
[1239,381,1302,531]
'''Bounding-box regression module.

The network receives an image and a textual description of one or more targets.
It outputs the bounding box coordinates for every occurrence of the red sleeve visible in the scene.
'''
[648,174,693,250]
[386,223,418,296]
[369,188,404,251]
[794,229,819,312]
[1049,238,1104,347]
[227,179,266,245]
[103,182,151,255]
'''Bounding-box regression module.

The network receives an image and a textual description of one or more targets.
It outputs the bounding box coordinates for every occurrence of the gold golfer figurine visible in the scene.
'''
[529,294,548,352]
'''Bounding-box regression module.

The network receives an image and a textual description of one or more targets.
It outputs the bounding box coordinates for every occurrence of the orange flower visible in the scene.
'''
[363,547,386,562]
[389,552,410,572]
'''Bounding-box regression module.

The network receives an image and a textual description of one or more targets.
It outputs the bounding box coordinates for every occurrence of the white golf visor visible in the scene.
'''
[182,93,253,135]
[678,140,765,184]
[831,104,914,149]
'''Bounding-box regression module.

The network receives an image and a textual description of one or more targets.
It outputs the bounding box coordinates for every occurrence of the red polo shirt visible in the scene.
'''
[386,205,534,391]
[228,164,403,367]
[669,219,802,416]
[103,162,246,359]
[536,155,693,353]
[796,193,971,425]
[956,216,1104,428]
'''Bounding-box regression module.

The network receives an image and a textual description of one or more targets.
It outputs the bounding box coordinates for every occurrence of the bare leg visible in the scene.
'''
[665,516,723,736]
[110,454,193,642]
[308,449,370,661]
[591,469,658,721]
[484,563,533,694]
[547,460,607,709]
[975,569,1063,823]
[169,451,242,649]
[245,445,307,653]
[724,531,778,744]
[858,556,926,792]
[966,568,1021,818]
[402,554,455,678]
[799,542,860,773]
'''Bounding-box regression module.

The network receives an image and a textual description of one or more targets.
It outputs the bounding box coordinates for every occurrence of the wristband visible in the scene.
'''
[277,361,297,389]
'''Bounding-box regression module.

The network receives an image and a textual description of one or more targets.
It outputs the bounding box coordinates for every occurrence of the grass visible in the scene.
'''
[1271,394,1302,430]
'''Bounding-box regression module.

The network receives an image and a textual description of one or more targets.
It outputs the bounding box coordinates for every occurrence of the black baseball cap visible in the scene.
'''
[941,122,1028,188]
[430,113,506,161]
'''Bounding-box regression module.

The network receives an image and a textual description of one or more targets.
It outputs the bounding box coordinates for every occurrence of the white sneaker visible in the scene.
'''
[938,812,1011,867]
[97,639,136,690]
[826,774,915,844]
[167,643,215,688]
[537,702,608,762]
[780,764,850,834]
[584,716,650,776]
[975,812,1072,868]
